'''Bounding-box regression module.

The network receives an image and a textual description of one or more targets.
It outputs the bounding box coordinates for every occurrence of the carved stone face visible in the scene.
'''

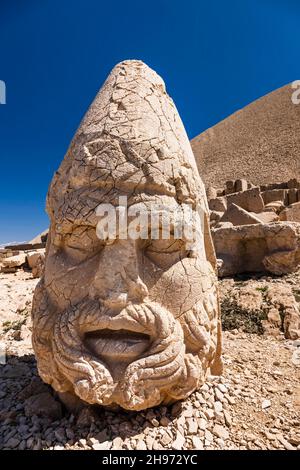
[32,60,222,410]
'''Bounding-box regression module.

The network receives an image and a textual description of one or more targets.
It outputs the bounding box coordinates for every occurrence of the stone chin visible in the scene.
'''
[32,285,210,411]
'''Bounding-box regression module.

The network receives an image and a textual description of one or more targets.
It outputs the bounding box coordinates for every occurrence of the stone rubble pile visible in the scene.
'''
[207,179,300,277]
[0,230,47,278]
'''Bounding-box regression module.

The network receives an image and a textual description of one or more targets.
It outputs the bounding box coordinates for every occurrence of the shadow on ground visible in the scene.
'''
[0,353,179,449]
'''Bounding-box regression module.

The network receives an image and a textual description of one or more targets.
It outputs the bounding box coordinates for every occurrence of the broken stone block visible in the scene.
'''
[32,254,45,278]
[26,250,45,278]
[215,221,234,229]
[234,179,248,192]
[26,249,45,269]
[264,201,286,213]
[220,203,262,226]
[208,197,227,212]
[226,187,264,213]
[262,189,288,205]
[288,188,298,206]
[253,211,279,223]
[212,222,300,277]
[4,243,44,251]
[287,178,300,189]
[1,253,26,271]
[225,180,235,195]
[279,202,300,222]
[210,210,223,226]
[206,186,217,200]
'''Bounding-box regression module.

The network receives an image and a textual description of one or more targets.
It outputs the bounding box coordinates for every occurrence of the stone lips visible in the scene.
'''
[191,83,300,187]
[31,60,222,411]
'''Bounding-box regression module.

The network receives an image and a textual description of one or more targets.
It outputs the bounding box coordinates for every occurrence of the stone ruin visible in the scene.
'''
[207,179,300,277]
[31,60,222,411]
[0,229,48,278]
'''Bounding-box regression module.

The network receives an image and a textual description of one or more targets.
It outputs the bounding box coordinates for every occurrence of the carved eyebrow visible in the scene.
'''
[54,220,96,238]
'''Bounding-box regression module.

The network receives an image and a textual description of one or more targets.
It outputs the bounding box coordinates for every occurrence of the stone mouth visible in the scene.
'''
[84,328,151,360]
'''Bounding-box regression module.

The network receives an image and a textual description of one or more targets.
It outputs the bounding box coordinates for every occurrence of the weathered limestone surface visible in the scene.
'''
[226,187,264,213]
[253,211,279,224]
[262,189,287,205]
[220,203,262,226]
[27,250,45,279]
[207,178,300,277]
[235,179,248,192]
[209,197,227,213]
[1,253,26,272]
[279,202,300,222]
[27,250,45,270]
[31,60,222,411]
[212,222,300,277]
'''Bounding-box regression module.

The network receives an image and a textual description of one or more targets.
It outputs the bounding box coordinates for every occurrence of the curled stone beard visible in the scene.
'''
[32,287,202,410]
[53,300,201,410]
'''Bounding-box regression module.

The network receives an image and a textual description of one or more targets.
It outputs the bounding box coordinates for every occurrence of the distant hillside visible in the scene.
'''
[191,83,300,188]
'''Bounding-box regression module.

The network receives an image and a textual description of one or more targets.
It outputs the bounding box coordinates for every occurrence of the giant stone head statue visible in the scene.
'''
[32,60,222,411]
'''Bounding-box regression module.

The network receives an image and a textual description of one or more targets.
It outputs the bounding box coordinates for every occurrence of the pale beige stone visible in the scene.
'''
[220,203,262,226]
[31,60,222,411]
[235,179,248,192]
[1,253,26,270]
[208,197,227,212]
[206,186,217,200]
[262,189,287,205]
[212,222,300,277]
[26,250,45,278]
[26,249,45,269]
[287,179,300,189]
[253,211,279,224]
[225,180,235,195]
[264,201,285,213]
[266,285,300,339]
[279,202,300,222]
[287,188,298,206]
[226,187,264,213]
[210,210,223,226]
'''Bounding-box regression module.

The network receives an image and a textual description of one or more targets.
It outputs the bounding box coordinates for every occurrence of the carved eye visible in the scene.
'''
[143,238,187,269]
[63,226,104,262]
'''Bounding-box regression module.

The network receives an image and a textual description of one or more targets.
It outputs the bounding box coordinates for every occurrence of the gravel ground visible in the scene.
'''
[0,271,299,451]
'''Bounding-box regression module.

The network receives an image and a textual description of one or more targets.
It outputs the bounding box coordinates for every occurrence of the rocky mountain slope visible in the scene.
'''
[191,84,300,187]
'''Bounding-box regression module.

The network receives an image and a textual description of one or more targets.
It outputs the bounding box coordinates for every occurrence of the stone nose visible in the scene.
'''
[89,239,149,308]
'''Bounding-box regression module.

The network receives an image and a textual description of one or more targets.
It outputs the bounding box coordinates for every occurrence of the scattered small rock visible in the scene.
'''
[24,392,62,420]
[262,399,271,410]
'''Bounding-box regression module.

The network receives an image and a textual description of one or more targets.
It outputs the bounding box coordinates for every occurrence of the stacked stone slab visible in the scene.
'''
[207,179,300,277]
[0,229,48,276]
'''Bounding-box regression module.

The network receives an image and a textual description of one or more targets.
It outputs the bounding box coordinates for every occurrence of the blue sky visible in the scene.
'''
[0,0,300,244]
